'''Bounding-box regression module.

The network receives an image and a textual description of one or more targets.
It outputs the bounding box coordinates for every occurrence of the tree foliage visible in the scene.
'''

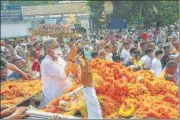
[113,1,179,28]
[86,0,105,31]
[88,1,179,29]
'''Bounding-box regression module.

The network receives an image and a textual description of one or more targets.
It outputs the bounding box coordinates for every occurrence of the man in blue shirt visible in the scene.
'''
[7,56,26,80]
[0,56,32,82]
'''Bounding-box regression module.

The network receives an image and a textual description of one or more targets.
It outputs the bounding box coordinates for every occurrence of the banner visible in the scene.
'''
[1,5,23,22]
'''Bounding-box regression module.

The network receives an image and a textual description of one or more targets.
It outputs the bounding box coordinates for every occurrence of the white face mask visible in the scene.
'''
[54,47,62,56]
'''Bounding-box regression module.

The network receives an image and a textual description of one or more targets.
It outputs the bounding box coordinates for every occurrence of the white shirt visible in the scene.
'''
[83,87,102,119]
[151,57,162,77]
[171,32,179,37]
[140,55,152,69]
[121,48,130,64]
[15,45,21,51]
[39,55,71,108]
[106,53,113,61]
[21,43,27,49]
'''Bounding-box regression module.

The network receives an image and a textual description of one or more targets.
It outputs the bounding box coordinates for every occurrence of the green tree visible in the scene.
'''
[111,1,179,29]
[87,0,105,31]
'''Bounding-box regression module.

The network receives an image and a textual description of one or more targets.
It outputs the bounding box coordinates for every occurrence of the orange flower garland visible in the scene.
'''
[43,58,179,119]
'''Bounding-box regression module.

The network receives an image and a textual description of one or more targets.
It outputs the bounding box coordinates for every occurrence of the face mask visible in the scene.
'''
[54,47,62,56]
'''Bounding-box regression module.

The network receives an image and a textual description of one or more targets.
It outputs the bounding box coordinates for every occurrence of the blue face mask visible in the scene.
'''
[84,50,92,59]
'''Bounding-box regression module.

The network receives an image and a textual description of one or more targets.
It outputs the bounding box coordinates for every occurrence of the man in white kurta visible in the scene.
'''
[121,42,130,64]
[39,39,102,119]
[39,54,72,108]
[151,50,163,77]
[39,39,72,108]
[140,48,153,69]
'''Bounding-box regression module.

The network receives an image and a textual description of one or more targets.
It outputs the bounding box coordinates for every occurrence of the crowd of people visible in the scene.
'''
[0,24,179,119]
[1,25,179,84]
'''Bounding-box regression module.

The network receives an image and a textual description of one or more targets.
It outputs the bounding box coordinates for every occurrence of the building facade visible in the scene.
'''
[1,1,90,39]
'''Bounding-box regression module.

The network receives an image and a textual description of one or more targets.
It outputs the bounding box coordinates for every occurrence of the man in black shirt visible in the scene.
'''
[161,45,171,69]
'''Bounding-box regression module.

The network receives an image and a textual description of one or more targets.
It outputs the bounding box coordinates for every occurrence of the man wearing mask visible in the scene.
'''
[39,39,77,108]
[151,50,163,77]
[121,42,130,64]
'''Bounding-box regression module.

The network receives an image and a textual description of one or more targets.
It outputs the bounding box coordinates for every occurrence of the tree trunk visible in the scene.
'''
[156,21,159,31]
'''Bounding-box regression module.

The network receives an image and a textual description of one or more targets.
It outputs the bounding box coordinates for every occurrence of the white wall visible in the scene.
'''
[1,22,31,38]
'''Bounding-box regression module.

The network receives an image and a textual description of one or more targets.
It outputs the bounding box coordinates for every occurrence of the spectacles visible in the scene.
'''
[48,45,58,50]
